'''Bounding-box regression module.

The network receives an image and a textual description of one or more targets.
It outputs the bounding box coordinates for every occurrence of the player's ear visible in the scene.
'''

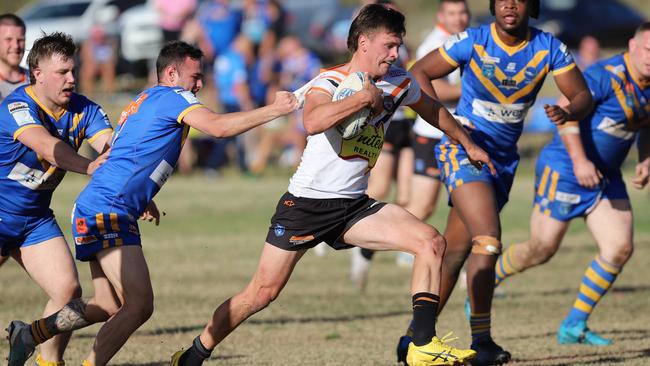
[359,34,368,53]
[32,67,43,84]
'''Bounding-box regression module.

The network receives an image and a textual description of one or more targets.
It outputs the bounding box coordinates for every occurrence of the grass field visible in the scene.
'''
[1,158,649,365]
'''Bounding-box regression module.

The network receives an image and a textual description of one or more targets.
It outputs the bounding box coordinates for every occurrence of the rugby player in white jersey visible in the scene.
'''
[172,4,494,366]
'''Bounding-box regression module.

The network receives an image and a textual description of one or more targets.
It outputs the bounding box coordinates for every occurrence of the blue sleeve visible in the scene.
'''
[157,89,204,124]
[0,98,45,141]
[549,36,576,74]
[582,64,612,104]
[439,29,474,68]
[82,101,113,143]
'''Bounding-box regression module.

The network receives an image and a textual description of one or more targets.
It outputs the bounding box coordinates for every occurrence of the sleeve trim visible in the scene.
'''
[439,47,459,68]
[13,124,44,141]
[177,104,205,124]
[552,63,576,76]
[87,128,113,144]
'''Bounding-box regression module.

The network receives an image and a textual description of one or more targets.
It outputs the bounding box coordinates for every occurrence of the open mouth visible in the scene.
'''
[503,13,517,24]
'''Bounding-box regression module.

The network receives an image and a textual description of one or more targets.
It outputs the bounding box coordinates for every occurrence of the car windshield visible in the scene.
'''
[22,2,91,20]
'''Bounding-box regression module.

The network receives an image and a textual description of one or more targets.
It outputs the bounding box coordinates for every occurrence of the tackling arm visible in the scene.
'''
[17,126,96,175]
[182,91,299,138]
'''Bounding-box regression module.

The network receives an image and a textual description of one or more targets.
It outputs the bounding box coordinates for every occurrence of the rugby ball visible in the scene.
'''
[332,71,372,139]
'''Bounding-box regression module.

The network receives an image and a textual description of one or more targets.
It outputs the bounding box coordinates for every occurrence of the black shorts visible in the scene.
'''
[383,119,414,154]
[266,192,386,251]
[412,134,441,179]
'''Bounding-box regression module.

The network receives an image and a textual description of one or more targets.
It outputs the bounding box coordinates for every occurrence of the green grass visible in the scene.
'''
[1,158,649,365]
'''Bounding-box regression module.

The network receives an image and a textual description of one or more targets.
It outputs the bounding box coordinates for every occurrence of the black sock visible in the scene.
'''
[360,248,375,260]
[179,336,213,366]
[411,292,439,346]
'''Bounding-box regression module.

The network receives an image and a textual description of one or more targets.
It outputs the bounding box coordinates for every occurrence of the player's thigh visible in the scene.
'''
[449,181,500,238]
[528,208,570,254]
[342,203,438,253]
[90,259,122,310]
[96,246,153,304]
[16,236,80,301]
[586,199,633,254]
[407,175,441,217]
[249,243,306,291]
[367,152,395,199]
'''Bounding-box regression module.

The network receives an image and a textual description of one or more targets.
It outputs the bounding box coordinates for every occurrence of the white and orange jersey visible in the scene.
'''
[288,64,422,199]
[0,67,28,102]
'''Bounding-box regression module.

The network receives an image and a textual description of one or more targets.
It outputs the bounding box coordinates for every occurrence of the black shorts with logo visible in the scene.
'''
[412,134,441,179]
[266,192,386,251]
[383,119,414,155]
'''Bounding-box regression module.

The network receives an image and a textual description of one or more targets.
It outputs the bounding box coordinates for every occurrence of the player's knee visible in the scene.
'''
[253,285,281,311]
[528,239,560,265]
[605,241,634,264]
[471,235,502,256]
[413,226,446,258]
[52,279,82,305]
[125,291,154,324]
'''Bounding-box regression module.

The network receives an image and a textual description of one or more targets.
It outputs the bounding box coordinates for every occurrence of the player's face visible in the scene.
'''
[629,30,650,80]
[0,24,25,68]
[33,53,75,107]
[494,0,528,32]
[174,57,203,94]
[362,30,402,78]
[438,2,470,34]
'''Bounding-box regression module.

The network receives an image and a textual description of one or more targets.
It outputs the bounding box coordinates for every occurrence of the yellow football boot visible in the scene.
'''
[406,333,477,366]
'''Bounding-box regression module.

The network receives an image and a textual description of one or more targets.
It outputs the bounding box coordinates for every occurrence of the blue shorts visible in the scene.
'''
[435,140,519,212]
[533,155,628,221]
[0,209,63,256]
[72,204,141,262]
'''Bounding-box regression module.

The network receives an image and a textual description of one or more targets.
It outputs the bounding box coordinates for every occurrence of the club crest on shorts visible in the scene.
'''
[274,224,286,237]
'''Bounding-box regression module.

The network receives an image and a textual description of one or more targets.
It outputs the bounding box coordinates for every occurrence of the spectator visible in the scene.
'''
[155,0,197,43]
[79,24,117,97]
[197,0,242,61]
[575,35,601,70]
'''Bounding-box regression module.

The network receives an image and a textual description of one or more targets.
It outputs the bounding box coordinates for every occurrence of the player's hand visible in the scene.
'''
[362,72,383,114]
[632,160,650,189]
[544,104,570,126]
[87,148,111,175]
[272,91,300,116]
[465,143,496,175]
[573,158,602,189]
[140,200,162,226]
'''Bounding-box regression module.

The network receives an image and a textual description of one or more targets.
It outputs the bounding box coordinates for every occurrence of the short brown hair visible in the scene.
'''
[27,32,76,84]
[347,4,405,53]
[0,13,25,30]
[156,41,204,82]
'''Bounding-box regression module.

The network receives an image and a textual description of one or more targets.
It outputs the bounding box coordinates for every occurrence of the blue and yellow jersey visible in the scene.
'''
[0,85,112,215]
[439,23,576,157]
[544,53,650,175]
[75,85,203,217]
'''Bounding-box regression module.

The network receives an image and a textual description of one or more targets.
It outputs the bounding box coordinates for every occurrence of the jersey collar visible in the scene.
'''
[624,52,649,89]
[490,23,530,56]
[25,85,68,121]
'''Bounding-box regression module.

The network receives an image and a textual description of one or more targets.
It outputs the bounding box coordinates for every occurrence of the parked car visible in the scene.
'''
[18,0,147,67]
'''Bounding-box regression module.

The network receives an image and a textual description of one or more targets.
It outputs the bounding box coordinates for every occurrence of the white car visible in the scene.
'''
[18,0,150,66]
[118,2,162,63]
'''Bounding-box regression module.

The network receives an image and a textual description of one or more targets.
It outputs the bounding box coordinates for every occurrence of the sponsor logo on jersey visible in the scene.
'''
[76,218,88,234]
[8,101,28,113]
[471,99,532,124]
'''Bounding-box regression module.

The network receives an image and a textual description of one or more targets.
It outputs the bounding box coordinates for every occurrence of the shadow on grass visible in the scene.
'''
[513,347,650,365]
[74,310,410,339]
[113,355,245,366]
[503,328,650,342]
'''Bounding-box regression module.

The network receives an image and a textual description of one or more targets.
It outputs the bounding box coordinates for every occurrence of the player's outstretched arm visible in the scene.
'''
[633,126,650,189]
[182,91,299,138]
[410,93,495,175]
[548,67,593,125]
[410,48,458,101]
[553,94,602,189]
[302,73,383,135]
[17,126,105,175]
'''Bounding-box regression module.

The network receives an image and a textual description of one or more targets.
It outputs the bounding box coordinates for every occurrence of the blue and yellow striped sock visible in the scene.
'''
[564,255,621,326]
[470,312,491,344]
[495,245,520,287]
